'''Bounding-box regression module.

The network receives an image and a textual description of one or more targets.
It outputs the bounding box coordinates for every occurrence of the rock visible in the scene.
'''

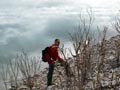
[8,35,120,90]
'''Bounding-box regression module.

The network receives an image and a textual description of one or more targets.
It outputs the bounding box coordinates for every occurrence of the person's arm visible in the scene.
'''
[47,46,55,65]
[53,47,64,63]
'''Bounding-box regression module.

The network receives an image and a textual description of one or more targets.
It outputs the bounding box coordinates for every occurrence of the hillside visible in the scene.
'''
[5,35,120,90]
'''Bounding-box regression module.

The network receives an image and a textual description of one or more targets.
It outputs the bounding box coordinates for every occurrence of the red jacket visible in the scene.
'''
[48,44,64,65]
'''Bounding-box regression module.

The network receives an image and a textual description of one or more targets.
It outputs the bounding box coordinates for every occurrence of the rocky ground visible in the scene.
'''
[8,35,120,90]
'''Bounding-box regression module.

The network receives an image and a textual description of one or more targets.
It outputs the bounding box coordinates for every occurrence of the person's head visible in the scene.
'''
[54,39,60,46]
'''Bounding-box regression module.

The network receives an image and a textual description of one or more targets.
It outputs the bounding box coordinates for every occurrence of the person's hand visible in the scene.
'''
[60,61,66,66]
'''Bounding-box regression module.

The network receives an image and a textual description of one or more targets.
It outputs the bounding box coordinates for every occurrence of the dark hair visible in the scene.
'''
[55,39,60,42]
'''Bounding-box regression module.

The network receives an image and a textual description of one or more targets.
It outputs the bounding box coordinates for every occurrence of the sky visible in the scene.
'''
[0,0,119,62]
[0,0,120,88]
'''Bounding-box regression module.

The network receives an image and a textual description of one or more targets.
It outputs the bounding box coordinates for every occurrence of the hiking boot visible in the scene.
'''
[47,83,55,87]
[47,85,56,90]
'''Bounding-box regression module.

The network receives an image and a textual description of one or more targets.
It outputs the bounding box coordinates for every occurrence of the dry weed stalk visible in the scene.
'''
[1,51,41,90]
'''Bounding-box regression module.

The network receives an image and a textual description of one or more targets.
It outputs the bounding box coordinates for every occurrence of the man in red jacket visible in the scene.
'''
[47,39,64,86]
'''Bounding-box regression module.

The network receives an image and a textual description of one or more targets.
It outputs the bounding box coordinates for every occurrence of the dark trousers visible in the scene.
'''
[47,64,55,86]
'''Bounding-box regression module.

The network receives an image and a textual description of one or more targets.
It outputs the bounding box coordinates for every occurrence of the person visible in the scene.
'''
[47,39,64,86]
